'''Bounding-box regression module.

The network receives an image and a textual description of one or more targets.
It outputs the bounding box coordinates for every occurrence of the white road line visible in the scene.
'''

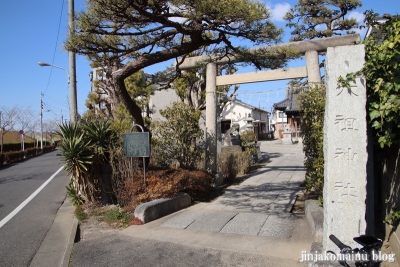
[0,166,64,229]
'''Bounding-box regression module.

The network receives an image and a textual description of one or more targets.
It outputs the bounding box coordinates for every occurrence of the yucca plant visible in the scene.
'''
[83,119,117,164]
[58,120,119,204]
[83,119,119,204]
[57,122,97,201]
[57,123,93,176]
[66,182,85,206]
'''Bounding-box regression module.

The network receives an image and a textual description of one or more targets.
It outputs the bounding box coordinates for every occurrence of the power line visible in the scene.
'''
[43,94,69,110]
[43,0,65,95]
[42,102,63,123]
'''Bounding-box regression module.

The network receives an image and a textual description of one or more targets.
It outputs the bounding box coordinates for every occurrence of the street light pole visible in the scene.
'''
[38,62,69,83]
[38,61,78,123]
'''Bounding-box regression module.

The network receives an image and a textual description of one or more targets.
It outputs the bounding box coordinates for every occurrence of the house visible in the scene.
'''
[272,86,307,139]
[270,108,287,138]
[220,99,270,141]
[149,88,271,144]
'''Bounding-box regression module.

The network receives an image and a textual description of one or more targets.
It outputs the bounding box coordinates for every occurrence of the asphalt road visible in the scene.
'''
[0,151,69,267]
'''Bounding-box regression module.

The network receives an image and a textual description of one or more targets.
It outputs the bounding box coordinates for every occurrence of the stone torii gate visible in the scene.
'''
[180,33,372,251]
[179,34,359,174]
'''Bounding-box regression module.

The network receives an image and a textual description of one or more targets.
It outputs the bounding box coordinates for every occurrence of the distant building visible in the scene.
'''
[219,99,270,140]
[90,67,113,117]
[149,88,181,121]
[272,86,307,139]
[365,16,389,41]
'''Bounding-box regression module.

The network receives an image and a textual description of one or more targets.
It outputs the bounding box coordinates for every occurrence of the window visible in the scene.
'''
[221,120,231,134]
[99,101,106,110]
[278,111,286,118]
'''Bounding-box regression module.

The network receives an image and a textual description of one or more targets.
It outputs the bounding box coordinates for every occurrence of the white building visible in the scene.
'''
[220,99,270,140]
[90,67,111,116]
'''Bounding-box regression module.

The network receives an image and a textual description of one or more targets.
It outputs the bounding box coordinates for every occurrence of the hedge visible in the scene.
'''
[25,147,41,158]
[1,142,37,153]
[4,151,25,163]
[0,145,56,165]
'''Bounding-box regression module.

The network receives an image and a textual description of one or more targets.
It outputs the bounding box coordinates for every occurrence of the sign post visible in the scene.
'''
[123,123,150,188]
[19,130,24,151]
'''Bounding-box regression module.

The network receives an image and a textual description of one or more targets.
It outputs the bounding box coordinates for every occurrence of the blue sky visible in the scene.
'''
[0,0,398,125]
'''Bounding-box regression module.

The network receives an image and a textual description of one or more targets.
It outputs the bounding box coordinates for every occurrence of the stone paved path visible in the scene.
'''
[161,140,306,239]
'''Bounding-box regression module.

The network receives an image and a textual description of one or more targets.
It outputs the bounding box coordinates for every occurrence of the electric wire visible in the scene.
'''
[42,0,65,96]
[42,102,63,123]
[43,94,69,110]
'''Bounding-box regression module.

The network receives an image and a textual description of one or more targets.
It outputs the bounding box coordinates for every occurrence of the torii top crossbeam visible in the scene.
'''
[178,34,361,70]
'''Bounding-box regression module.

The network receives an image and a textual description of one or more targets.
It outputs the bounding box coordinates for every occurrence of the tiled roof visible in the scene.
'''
[273,87,307,112]
[273,94,301,112]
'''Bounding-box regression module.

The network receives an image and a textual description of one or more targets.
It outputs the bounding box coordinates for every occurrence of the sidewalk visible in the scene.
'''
[159,140,306,237]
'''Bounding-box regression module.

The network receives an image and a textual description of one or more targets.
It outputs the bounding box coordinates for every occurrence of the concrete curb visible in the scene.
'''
[61,214,78,267]
[30,197,78,267]
[305,199,323,243]
[134,193,191,223]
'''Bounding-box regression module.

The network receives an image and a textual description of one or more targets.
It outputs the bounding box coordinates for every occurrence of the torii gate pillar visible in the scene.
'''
[205,63,218,173]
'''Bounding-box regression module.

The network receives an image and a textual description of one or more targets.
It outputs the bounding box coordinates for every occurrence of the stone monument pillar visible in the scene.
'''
[281,124,293,145]
[221,123,242,153]
[323,45,367,251]
[205,63,217,174]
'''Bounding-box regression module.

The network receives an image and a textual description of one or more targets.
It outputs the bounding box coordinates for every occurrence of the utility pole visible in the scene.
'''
[69,0,78,123]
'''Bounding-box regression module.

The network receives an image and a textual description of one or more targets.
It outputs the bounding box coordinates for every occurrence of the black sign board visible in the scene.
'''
[123,132,150,157]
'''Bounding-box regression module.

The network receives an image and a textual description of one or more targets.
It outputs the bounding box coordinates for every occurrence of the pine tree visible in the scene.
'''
[65,0,291,131]
[284,0,362,41]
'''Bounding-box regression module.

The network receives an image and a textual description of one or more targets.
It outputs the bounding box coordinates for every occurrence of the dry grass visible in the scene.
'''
[116,168,214,212]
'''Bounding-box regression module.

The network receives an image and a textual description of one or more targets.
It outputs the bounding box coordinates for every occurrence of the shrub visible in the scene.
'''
[66,182,85,206]
[363,15,400,148]
[0,153,4,166]
[151,102,203,169]
[43,145,56,153]
[25,147,38,158]
[298,84,325,197]
[4,151,24,163]
[218,151,252,181]
[240,130,258,158]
